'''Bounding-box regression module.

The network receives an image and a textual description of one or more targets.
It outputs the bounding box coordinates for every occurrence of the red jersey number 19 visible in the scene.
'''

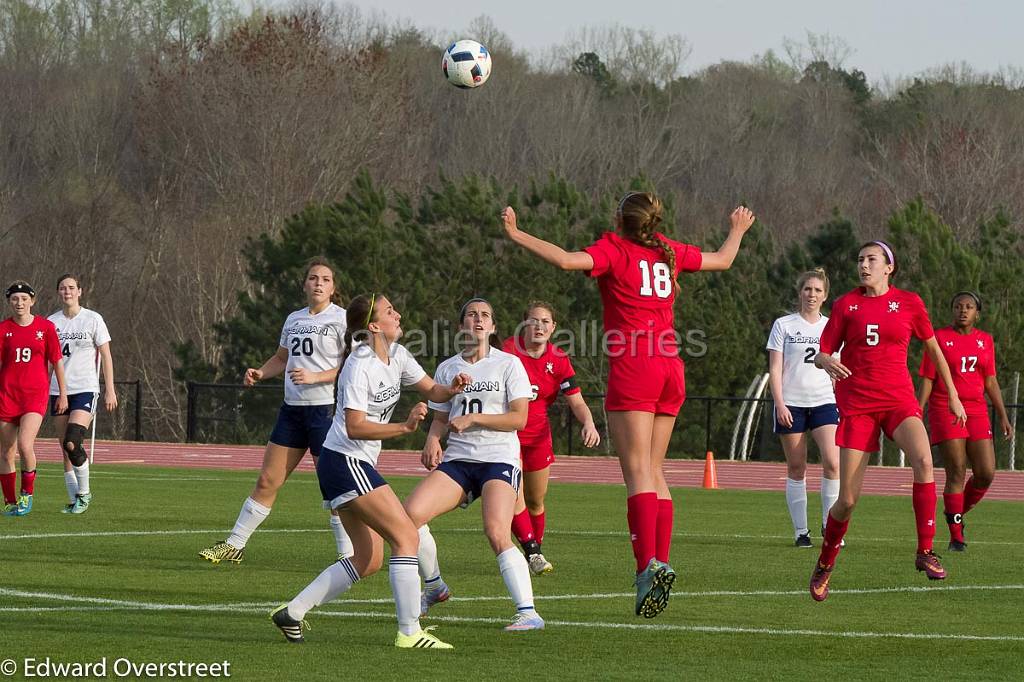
[638,260,672,298]
[15,348,31,362]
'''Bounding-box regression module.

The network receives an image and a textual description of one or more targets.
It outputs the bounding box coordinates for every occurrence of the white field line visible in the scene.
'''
[1,588,1022,642]
[0,526,1017,546]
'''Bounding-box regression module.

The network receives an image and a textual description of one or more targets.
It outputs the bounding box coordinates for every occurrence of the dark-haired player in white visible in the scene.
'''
[406,298,544,631]
[48,274,117,514]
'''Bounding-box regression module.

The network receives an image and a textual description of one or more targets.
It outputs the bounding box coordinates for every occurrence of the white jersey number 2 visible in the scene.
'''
[638,260,672,298]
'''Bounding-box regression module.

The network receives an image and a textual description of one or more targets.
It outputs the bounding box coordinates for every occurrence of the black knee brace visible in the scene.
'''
[63,423,88,466]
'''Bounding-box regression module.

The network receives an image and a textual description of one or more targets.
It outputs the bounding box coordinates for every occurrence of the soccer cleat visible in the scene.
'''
[199,541,245,564]
[13,494,33,516]
[634,558,670,618]
[395,626,454,649]
[795,533,813,548]
[420,585,451,617]
[809,562,833,602]
[647,562,676,617]
[2,503,17,516]
[62,502,76,514]
[915,550,947,580]
[528,553,553,576]
[70,493,92,515]
[947,539,967,552]
[270,605,309,643]
[504,611,545,631]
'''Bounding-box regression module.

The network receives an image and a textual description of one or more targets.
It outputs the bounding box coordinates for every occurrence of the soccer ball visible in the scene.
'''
[442,40,492,89]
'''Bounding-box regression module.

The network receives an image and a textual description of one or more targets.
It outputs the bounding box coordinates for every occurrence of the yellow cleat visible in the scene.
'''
[395,626,453,650]
[199,541,245,564]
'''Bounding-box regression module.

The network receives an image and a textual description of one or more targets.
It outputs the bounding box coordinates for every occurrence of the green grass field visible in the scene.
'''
[3,462,1023,681]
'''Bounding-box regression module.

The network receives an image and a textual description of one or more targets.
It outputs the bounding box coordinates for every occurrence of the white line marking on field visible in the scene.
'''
[2,589,1022,642]
[2,526,1018,547]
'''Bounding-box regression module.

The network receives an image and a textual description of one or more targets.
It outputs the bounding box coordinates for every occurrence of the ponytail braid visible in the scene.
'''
[618,191,680,294]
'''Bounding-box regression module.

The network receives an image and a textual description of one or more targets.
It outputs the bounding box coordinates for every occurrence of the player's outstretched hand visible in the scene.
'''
[581,422,601,448]
[404,402,428,433]
[501,206,519,237]
[243,368,262,387]
[815,353,851,381]
[451,372,473,394]
[730,206,756,233]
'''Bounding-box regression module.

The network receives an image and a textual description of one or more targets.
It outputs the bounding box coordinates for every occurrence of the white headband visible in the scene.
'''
[872,241,895,267]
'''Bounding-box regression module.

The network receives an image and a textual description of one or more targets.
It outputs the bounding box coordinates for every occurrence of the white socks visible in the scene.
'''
[330,514,353,557]
[417,525,443,585]
[74,463,90,496]
[785,478,809,538]
[821,477,840,528]
[497,547,535,612]
[288,557,360,620]
[389,556,422,636]
[64,471,78,503]
[226,497,271,549]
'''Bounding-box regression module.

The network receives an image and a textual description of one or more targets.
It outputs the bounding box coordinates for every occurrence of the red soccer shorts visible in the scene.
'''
[0,390,48,423]
[928,399,992,445]
[605,354,686,415]
[519,438,555,473]
[836,402,923,452]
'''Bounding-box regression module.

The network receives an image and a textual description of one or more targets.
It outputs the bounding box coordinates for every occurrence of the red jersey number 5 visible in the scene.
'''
[865,324,879,346]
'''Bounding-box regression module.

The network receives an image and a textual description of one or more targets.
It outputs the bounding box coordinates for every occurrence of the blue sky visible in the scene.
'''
[341,0,1022,82]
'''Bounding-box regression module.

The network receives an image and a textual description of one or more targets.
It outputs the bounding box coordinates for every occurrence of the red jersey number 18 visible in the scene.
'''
[638,260,672,298]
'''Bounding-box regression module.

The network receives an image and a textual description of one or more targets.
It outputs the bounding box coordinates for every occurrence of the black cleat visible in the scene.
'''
[947,539,967,552]
[795,533,813,548]
[271,604,309,643]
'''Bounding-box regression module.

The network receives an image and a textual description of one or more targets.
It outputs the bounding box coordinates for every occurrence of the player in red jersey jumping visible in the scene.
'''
[0,281,68,516]
[502,301,601,576]
[917,291,1012,551]
[503,194,755,618]
[809,242,968,601]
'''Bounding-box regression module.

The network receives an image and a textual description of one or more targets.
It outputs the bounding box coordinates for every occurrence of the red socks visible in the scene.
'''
[912,481,937,553]
[626,492,658,572]
[943,492,965,543]
[818,512,849,568]
[529,511,546,545]
[964,476,989,513]
[511,510,534,545]
[656,498,674,563]
[1,471,15,504]
[21,469,36,495]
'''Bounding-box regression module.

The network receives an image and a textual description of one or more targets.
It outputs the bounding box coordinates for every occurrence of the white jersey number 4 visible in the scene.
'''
[638,260,672,298]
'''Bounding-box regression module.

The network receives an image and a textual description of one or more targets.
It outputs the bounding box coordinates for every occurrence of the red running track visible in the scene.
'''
[35,439,1024,501]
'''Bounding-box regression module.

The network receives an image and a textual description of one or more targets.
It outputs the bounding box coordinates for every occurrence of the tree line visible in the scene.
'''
[2,2,1023,441]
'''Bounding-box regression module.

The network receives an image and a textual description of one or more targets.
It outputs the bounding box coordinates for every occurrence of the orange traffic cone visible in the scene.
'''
[702,451,719,489]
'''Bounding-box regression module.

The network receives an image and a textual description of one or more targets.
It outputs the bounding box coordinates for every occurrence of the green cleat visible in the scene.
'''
[199,541,245,564]
[13,494,33,516]
[62,502,76,514]
[395,626,453,649]
[2,503,17,516]
[70,493,92,515]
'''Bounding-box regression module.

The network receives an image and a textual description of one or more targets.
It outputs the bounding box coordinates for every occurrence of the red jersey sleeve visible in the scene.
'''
[556,353,581,396]
[44,321,62,364]
[983,334,997,378]
[819,301,846,355]
[910,295,934,341]
[918,345,937,380]
[583,233,621,279]
[673,241,702,275]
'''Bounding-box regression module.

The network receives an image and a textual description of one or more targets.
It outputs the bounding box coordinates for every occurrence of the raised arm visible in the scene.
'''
[699,206,756,272]
[345,403,428,441]
[411,372,472,404]
[501,206,594,271]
